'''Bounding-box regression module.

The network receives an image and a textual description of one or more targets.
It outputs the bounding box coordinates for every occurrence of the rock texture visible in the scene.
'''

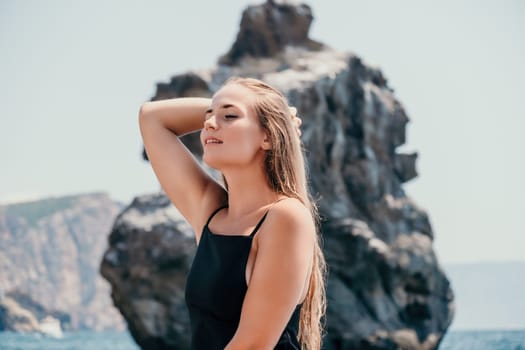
[218,0,323,65]
[0,296,40,332]
[0,192,127,331]
[101,194,196,349]
[101,1,454,349]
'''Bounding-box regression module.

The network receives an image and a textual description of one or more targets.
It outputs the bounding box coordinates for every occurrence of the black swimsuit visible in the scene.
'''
[184,204,303,349]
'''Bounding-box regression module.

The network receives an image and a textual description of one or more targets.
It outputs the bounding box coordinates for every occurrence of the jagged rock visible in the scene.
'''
[2,290,71,330]
[101,1,454,349]
[101,193,196,349]
[219,0,323,65]
[0,296,40,332]
[0,192,127,331]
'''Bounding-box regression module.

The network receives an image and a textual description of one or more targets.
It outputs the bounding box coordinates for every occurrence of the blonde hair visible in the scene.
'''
[223,76,327,349]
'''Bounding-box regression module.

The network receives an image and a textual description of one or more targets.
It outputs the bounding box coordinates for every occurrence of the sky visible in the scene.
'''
[1,0,523,265]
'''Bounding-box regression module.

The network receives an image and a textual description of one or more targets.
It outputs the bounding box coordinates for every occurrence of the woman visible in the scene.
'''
[139,77,326,349]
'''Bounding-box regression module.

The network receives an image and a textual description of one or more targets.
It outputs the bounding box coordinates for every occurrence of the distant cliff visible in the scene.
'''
[0,192,127,331]
[101,1,454,349]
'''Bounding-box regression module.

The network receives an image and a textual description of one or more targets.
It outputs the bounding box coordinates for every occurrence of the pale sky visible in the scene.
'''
[1,0,523,264]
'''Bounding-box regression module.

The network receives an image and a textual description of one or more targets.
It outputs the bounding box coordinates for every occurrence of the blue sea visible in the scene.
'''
[0,329,524,350]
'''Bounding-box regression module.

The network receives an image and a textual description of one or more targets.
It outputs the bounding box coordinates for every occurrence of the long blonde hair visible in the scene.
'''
[223,76,327,349]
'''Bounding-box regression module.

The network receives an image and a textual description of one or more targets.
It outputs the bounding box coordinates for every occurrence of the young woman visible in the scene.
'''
[139,77,326,350]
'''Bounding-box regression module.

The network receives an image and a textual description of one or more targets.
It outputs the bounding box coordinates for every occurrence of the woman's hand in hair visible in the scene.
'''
[289,106,302,137]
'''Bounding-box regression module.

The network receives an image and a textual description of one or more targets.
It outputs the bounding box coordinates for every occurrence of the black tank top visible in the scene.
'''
[184,203,303,350]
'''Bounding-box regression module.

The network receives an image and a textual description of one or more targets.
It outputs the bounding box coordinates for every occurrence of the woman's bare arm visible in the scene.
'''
[138,98,227,241]
[140,98,209,136]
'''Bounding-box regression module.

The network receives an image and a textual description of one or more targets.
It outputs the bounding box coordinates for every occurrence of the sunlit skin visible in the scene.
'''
[139,82,314,349]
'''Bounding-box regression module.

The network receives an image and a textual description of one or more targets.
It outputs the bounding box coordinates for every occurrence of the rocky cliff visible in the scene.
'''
[0,192,127,331]
[101,1,454,349]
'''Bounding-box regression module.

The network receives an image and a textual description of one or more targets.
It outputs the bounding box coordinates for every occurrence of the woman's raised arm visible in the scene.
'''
[138,98,227,241]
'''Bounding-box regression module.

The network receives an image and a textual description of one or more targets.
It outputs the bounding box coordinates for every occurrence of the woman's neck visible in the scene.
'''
[222,168,283,220]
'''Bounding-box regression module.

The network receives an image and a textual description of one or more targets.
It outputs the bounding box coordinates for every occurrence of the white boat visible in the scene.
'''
[38,315,64,338]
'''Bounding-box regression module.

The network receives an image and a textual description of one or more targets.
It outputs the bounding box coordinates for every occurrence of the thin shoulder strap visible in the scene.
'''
[249,197,288,237]
[205,205,228,227]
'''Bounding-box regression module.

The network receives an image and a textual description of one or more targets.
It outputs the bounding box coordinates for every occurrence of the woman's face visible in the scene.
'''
[200,83,270,170]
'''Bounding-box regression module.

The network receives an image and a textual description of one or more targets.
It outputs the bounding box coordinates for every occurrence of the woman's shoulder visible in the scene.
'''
[271,196,311,218]
[258,197,316,244]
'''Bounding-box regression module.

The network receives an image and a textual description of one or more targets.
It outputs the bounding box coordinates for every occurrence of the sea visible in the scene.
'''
[0,329,524,350]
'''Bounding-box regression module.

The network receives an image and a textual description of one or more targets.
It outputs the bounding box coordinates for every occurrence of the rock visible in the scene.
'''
[101,193,196,349]
[2,290,71,332]
[38,315,64,338]
[0,296,40,332]
[219,0,324,65]
[101,1,454,349]
[0,192,127,331]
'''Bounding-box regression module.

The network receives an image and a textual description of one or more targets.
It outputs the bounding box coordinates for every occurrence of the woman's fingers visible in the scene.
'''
[293,116,302,137]
[289,106,302,137]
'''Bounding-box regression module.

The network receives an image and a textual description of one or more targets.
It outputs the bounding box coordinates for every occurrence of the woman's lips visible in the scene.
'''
[204,137,223,145]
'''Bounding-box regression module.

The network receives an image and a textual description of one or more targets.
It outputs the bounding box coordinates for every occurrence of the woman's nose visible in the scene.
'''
[204,115,218,130]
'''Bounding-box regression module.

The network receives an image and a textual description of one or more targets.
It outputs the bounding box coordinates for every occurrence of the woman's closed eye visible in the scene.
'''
[224,114,238,120]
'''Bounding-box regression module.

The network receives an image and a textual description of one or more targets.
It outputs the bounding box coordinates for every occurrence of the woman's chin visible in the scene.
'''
[202,155,223,171]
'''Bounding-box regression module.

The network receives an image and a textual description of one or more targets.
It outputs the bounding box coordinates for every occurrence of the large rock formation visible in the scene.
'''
[101,1,454,349]
[0,192,127,331]
[101,194,196,349]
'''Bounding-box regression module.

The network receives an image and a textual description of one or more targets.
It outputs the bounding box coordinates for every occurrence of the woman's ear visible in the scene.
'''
[261,135,272,150]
